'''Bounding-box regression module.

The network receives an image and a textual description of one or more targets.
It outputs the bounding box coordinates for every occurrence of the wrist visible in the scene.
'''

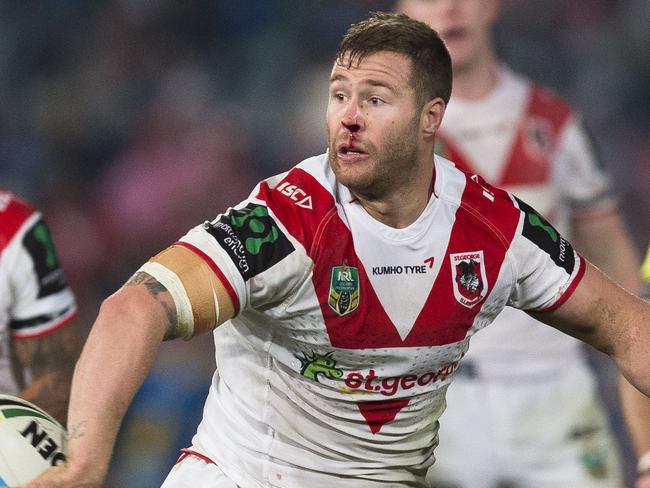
[638,451,650,477]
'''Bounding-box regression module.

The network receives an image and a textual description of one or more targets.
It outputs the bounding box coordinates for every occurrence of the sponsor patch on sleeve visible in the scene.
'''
[22,220,67,298]
[516,197,575,274]
[203,203,294,280]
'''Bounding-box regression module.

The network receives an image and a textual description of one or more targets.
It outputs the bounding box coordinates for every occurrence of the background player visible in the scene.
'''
[23,12,650,488]
[396,0,646,486]
[0,190,82,425]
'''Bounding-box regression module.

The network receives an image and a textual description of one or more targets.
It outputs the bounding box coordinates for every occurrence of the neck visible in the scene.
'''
[353,157,434,229]
[451,53,499,101]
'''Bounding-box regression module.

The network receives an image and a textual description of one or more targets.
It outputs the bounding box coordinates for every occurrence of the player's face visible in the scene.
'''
[326,51,422,199]
[397,0,499,73]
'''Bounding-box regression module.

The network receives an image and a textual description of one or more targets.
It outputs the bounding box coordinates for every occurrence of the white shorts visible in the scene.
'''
[161,449,240,488]
[427,363,623,488]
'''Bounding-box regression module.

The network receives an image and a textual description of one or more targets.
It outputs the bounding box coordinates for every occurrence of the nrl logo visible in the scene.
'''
[328,265,360,316]
[450,251,488,308]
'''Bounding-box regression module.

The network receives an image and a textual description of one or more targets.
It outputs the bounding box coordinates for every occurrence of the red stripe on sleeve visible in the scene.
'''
[12,310,78,340]
[534,256,586,313]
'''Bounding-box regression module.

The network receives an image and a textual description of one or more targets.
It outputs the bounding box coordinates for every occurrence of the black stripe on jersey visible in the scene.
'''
[10,305,74,331]
[203,203,294,281]
[516,197,576,275]
[22,219,67,298]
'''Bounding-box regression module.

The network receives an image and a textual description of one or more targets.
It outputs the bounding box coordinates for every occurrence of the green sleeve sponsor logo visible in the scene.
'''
[22,220,67,298]
[516,197,575,274]
[527,213,558,242]
[230,206,280,255]
[204,203,294,281]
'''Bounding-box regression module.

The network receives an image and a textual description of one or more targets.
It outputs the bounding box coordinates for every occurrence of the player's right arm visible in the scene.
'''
[22,245,234,488]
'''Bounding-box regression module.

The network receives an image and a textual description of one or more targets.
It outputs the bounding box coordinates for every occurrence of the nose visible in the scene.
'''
[341,103,362,133]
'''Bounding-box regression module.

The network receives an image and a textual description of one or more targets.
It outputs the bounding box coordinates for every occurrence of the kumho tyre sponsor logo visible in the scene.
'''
[340,361,461,397]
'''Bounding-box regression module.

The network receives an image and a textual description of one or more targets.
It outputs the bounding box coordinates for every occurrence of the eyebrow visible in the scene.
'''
[329,73,397,92]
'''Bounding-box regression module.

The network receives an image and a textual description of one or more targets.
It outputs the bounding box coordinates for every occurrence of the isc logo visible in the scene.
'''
[21,420,66,466]
[276,181,313,209]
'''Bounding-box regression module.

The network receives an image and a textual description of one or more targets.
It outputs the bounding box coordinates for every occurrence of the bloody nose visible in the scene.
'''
[342,120,360,133]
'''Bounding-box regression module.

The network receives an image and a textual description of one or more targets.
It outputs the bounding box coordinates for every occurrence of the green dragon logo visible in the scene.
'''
[296,351,343,383]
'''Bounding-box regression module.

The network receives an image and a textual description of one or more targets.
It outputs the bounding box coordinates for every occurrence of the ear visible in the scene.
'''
[421,97,446,141]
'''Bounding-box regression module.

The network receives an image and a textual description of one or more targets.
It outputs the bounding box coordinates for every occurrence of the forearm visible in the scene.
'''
[62,291,168,483]
[15,320,83,426]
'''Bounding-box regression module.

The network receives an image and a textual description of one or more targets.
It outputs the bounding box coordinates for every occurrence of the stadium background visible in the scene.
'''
[0,1,648,486]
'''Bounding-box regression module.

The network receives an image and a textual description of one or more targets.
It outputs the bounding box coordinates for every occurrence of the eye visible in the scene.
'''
[331,92,347,102]
[368,96,384,106]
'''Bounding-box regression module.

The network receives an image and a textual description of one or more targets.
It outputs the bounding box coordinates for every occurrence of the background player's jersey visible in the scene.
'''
[642,245,650,298]
[175,153,584,488]
[0,191,77,393]
[434,66,615,380]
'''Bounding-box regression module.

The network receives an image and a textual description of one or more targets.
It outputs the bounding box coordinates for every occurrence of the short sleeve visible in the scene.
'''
[8,215,77,339]
[177,199,309,315]
[554,116,617,214]
[507,197,586,312]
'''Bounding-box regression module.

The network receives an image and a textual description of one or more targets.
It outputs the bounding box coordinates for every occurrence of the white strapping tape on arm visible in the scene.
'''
[137,261,195,340]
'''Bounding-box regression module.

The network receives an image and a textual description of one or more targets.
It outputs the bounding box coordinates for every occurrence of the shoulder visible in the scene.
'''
[0,191,38,252]
[437,158,523,248]
[253,153,338,251]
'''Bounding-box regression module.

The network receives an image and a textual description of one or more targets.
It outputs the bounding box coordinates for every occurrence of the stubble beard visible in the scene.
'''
[328,119,420,201]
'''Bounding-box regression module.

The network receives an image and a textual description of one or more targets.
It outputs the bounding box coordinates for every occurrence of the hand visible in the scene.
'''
[637,471,650,488]
[19,464,103,488]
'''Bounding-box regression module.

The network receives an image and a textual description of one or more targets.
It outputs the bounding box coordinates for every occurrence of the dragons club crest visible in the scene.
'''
[450,251,488,307]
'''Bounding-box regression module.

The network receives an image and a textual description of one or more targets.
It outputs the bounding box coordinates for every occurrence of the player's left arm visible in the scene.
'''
[529,262,650,397]
[13,319,83,427]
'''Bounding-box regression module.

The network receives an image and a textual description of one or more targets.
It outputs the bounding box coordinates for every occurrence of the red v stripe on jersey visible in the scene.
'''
[357,399,410,434]
[267,168,520,350]
[437,86,572,187]
[262,165,521,432]
[500,86,572,186]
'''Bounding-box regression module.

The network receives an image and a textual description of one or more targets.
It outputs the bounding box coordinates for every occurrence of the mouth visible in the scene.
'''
[337,143,368,161]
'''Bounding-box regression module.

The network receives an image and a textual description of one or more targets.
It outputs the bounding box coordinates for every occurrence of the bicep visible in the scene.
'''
[134,245,235,340]
[528,262,641,357]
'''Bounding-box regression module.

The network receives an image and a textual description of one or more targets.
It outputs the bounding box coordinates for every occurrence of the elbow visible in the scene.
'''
[91,287,170,342]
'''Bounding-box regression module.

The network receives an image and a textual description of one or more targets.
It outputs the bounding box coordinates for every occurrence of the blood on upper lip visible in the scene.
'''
[349,134,356,149]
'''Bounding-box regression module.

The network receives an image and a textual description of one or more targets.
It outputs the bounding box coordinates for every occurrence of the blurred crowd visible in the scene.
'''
[0,1,647,486]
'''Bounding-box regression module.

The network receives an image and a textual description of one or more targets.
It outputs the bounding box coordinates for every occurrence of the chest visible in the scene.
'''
[282,200,514,358]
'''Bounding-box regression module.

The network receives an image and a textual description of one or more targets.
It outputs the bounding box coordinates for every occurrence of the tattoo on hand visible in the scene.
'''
[66,420,87,440]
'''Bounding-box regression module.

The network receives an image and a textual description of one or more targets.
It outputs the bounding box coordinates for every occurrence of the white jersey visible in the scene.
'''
[435,66,615,379]
[0,191,77,393]
[170,153,584,487]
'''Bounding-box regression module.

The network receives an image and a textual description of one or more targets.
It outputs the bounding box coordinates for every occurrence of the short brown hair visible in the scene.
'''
[336,11,452,105]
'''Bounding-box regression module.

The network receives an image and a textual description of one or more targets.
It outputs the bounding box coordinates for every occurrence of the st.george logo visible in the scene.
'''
[450,251,488,308]
[328,265,360,316]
